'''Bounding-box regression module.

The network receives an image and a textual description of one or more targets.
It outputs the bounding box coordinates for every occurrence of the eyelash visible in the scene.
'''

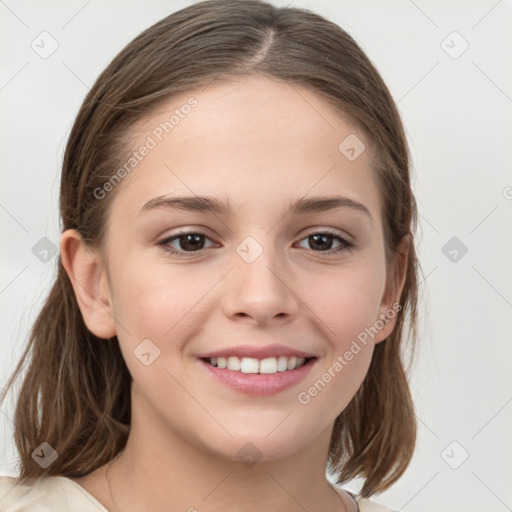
[157,229,355,256]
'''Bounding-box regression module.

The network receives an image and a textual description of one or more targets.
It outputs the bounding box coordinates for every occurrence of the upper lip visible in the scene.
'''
[198,344,316,360]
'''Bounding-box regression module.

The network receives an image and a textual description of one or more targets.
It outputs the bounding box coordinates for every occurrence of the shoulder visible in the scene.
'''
[0,476,395,512]
[0,475,109,511]
[355,494,396,512]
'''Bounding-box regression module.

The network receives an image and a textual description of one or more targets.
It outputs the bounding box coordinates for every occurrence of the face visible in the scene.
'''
[72,75,403,463]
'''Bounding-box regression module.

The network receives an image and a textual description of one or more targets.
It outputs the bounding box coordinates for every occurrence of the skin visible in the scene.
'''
[61,75,408,512]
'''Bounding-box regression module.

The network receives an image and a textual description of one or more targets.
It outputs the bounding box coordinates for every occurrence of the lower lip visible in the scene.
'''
[199,358,316,396]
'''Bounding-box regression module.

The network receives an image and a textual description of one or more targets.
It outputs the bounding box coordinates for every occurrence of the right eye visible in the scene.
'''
[157,231,217,255]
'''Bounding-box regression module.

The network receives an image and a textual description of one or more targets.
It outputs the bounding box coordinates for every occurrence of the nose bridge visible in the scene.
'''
[223,232,298,323]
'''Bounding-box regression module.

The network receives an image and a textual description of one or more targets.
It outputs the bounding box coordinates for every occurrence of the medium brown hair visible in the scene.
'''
[1,0,420,497]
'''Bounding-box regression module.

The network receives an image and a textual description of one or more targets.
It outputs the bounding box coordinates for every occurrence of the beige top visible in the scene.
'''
[0,475,396,511]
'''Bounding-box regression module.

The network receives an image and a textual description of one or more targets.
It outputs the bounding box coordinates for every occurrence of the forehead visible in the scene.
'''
[109,75,381,222]
[135,74,367,152]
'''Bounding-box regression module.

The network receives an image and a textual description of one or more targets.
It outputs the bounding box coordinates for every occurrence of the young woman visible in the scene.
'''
[0,1,420,510]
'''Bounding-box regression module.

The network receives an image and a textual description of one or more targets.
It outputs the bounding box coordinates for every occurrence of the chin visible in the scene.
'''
[202,424,317,465]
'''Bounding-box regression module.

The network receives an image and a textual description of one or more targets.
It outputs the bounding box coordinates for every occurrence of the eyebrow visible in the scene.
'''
[138,194,373,223]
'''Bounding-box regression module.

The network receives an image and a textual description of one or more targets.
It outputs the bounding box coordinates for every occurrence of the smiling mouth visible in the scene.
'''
[201,355,315,374]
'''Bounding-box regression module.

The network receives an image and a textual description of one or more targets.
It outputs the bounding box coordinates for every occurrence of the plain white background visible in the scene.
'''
[1,1,511,511]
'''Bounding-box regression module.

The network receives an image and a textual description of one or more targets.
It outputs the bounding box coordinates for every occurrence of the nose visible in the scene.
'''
[222,241,299,326]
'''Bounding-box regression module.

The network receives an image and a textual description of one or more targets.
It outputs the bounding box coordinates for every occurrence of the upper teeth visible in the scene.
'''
[209,356,307,374]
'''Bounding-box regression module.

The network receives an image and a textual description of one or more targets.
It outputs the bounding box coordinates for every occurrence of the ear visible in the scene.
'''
[373,234,410,344]
[60,229,117,339]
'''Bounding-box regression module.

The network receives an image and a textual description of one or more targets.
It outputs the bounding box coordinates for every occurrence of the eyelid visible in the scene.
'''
[302,226,354,243]
[157,229,218,252]
[158,226,354,243]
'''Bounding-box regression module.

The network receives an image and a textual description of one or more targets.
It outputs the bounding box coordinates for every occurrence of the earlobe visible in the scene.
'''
[373,235,410,344]
[60,229,117,339]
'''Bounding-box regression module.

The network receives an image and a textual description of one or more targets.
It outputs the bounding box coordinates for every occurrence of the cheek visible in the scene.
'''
[298,274,381,416]
[302,259,384,391]
[112,273,193,340]
[109,253,221,357]
[109,270,195,395]
[307,261,385,339]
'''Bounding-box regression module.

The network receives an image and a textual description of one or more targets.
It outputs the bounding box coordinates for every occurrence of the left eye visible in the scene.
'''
[295,231,354,253]
[158,230,354,255]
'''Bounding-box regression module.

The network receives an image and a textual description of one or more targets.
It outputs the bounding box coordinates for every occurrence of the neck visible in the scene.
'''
[103,391,353,511]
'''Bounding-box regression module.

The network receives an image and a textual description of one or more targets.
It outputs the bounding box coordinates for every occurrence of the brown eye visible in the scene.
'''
[158,232,215,255]
[296,231,354,253]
